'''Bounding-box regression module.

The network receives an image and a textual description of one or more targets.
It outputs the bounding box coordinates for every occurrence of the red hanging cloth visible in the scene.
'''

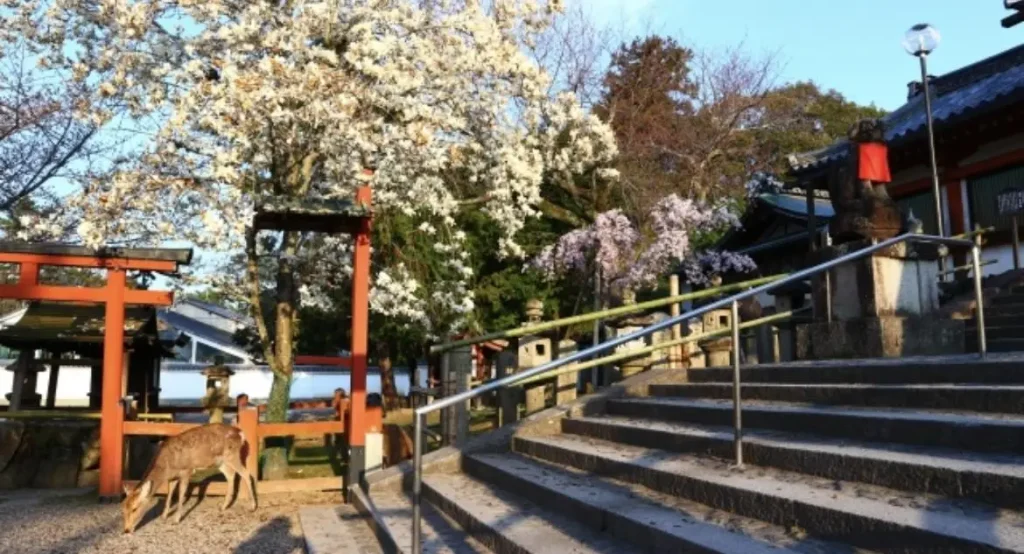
[857,142,892,183]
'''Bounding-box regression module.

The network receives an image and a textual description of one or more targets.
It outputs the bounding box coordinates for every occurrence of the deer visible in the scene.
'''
[122,423,257,534]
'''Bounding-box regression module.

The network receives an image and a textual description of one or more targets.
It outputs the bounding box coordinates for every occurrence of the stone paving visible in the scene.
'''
[0,486,338,554]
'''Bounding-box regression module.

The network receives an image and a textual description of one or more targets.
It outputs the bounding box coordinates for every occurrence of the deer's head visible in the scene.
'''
[122,481,152,534]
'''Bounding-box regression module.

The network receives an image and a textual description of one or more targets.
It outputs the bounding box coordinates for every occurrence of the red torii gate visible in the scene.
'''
[0,243,192,498]
[253,184,372,496]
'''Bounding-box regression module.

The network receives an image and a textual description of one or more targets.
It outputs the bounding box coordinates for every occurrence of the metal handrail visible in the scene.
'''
[429,273,787,354]
[409,233,986,553]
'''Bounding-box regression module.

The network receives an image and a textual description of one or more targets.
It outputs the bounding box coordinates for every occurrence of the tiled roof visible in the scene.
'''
[0,301,176,351]
[789,44,1024,173]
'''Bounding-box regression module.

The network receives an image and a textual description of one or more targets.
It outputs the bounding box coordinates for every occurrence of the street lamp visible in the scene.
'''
[903,23,947,274]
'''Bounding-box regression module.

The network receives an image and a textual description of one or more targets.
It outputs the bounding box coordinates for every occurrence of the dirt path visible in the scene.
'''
[0,487,340,554]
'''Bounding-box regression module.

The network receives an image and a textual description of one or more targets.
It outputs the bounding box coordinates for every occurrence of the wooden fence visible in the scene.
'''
[121,400,383,495]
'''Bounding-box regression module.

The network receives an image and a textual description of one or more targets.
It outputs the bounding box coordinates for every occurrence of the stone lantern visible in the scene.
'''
[201,356,234,424]
[4,351,43,410]
[518,299,551,370]
[699,307,734,367]
[518,298,553,414]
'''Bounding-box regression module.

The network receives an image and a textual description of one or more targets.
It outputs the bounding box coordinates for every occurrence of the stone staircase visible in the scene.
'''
[307,356,1024,553]
[969,287,1024,352]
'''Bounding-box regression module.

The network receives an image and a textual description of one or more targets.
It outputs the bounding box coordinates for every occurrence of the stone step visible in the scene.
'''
[463,452,850,554]
[354,487,491,554]
[300,504,384,554]
[965,325,1024,340]
[647,383,1024,414]
[606,397,1024,453]
[688,355,1024,385]
[422,471,639,554]
[559,415,1024,508]
[514,433,1024,553]
[967,337,1024,353]
[975,314,1024,327]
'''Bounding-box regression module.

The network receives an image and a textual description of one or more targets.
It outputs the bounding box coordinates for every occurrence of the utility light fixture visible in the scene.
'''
[903,23,941,56]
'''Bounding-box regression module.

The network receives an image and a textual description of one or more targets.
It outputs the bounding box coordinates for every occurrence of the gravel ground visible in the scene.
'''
[0,487,341,554]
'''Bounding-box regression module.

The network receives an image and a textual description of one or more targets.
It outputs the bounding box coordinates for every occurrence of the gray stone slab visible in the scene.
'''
[691,354,1024,385]
[465,453,844,554]
[648,383,1024,413]
[607,397,1024,452]
[364,488,491,554]
[516,433,1024,552]
[561,416,1024,507]
[424,472,638,554]
[300,505,384,554]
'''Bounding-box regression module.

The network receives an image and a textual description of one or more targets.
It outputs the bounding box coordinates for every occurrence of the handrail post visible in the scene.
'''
[412,412,423,554]
[731,300,743,467]
[972,245,987,358]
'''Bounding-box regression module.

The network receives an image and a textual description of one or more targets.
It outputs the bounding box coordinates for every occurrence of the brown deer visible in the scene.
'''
[121,423,257,534]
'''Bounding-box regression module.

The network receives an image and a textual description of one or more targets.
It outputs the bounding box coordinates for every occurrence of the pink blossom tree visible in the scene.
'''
[532,194,756,300]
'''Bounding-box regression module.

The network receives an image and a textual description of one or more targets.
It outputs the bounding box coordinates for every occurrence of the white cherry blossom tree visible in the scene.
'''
[9,0,618,475]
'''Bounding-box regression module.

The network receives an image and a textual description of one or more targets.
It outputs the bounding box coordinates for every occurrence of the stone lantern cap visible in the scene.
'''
[202,364,235,379]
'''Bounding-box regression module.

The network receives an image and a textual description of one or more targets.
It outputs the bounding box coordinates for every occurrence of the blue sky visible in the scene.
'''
[586,0,1022,111]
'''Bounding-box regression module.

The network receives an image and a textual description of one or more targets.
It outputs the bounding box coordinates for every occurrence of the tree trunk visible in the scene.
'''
[262,231,301,480]
[380,354,395,413]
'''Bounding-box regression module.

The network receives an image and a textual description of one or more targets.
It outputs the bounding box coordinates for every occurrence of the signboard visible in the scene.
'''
[996,188,1024,216]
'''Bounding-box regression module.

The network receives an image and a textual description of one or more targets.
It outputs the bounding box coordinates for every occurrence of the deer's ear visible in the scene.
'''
[139,480,152,497]
[123,483,131,496]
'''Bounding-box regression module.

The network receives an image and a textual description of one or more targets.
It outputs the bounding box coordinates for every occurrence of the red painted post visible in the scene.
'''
[347,184,372,494]
[238,406,260,480]
[19,262,38,286]
[99,268,127,498]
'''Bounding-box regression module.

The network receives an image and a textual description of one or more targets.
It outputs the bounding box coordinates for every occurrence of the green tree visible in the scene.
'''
[750,81,887,177]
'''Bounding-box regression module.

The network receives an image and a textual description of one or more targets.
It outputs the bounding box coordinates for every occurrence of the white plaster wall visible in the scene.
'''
[0,364,411,406]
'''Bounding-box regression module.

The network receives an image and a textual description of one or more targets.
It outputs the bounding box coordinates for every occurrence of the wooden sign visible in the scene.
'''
[997,187,1024,216]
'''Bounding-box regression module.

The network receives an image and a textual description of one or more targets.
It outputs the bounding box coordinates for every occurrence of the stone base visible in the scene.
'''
[796,316,965,360]
[0,420,98,490]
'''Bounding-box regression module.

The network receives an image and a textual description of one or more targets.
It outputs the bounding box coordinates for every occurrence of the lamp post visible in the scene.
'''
[903,23,946,275]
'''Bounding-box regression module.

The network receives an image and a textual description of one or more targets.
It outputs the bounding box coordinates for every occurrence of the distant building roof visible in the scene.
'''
[715,192,833,258]
[789,44,1024,174]
[181,298,250,324]
[758,192,835,220]
[158,309,236,347]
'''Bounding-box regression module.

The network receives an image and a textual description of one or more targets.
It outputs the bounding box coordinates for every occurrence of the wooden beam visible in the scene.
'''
[123,421,199,436]
[348,187,371,451]
[0,253,178,272]
[98,269,127,498]
[258,421,345,438]
[294,355,352,367]
[0,284,172,305]
[123,476,342,496]
[347,184,372,497]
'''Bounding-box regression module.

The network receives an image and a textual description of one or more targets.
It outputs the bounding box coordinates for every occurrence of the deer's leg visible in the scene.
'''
[226,457,257,511]
[174,470,189,524]
[219,463,236,511]
[161,478,176,519]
